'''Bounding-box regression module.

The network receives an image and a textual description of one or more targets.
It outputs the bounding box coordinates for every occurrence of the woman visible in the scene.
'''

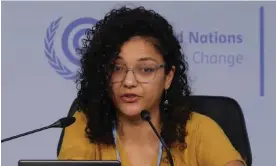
[58,6,246,166]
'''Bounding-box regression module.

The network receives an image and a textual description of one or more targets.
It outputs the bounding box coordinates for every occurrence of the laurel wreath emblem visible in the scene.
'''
[44,17,77,80]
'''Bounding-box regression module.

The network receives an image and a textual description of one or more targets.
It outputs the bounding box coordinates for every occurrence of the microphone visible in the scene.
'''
[140,110,174,166]
[1,117,75,143]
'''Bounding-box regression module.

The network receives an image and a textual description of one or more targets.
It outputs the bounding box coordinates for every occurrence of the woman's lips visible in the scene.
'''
[120,93,140,103]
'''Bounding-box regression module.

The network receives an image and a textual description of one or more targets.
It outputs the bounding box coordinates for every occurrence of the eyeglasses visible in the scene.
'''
[110,63,166,83]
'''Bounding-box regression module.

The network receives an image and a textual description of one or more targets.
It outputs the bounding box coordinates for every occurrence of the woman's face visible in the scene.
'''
[110,36,175,119]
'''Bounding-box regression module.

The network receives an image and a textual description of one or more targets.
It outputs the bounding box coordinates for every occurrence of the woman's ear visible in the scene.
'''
[165,66,175,90]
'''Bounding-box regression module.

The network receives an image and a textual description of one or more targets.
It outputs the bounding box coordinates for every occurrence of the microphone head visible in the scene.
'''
[140,110,151,121]
[50,117,76,128]
[59,117,76,128]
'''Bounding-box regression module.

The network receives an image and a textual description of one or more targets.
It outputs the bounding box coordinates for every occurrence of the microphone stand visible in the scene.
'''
[146,119,174,166]
[1,117,75,143]
[1,125,52,143]
[140,110,174,166]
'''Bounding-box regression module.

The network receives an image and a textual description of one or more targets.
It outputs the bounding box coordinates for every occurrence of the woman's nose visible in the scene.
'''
[122,70,138,88]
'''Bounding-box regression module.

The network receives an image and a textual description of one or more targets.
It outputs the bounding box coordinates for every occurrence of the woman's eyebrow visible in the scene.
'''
[137,57,158,63]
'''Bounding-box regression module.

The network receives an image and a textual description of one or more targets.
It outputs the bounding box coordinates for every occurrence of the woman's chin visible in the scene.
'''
[119,105,144,118]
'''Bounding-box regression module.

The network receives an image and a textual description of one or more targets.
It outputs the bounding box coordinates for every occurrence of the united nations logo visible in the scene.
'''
[44,17,98,80]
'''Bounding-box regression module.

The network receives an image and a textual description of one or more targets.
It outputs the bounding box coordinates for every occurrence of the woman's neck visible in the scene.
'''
[117,110,161,145]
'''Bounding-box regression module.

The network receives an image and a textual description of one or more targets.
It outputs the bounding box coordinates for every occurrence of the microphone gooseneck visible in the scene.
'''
[1,126,52,143]
[1,117,76,143]
[140,110,174,166]
[49,117,76,128]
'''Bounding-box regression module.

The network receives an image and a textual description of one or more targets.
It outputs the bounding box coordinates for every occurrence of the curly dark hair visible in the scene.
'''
[76,6,192,149]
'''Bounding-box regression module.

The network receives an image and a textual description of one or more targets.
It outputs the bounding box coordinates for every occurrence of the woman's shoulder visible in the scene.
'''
[185,111,227,139]
[73,110,87,122]
[186,111,218,129]
[184,112,246,166]
[58,110,95,160]
[62,110,88,139]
